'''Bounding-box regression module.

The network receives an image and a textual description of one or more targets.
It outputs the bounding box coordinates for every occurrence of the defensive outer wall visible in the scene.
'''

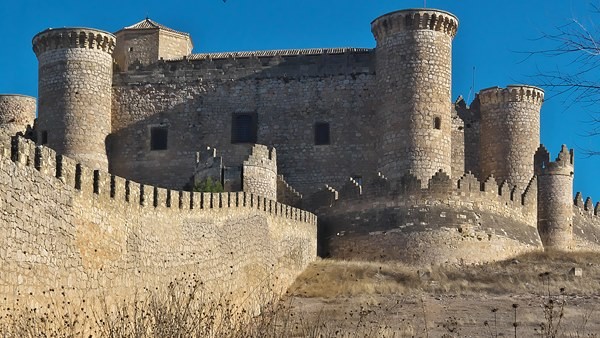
[313,163,600,265]
[2,7,600,309]
[312,171,541,265]
[0,136,316,307]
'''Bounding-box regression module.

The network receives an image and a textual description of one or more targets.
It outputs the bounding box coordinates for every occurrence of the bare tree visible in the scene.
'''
[527,3,600,155]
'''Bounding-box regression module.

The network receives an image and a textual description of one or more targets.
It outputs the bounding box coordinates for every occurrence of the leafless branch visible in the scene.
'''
[524,3,600,155]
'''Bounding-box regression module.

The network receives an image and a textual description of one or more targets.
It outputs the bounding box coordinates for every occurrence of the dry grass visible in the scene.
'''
[288,250,600,298]
[2,251,600,337]
[0,278,403,338]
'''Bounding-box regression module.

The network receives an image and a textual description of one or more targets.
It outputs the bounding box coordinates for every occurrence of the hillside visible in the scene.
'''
[283,251,600,337]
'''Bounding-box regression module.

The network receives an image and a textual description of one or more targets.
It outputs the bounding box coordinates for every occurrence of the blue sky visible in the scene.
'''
[1,0,598,199]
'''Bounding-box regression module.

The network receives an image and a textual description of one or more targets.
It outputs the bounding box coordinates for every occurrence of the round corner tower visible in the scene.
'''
[535,144,574,251]
[32,28,115,171]
[479,85,544,188]
[0,94,36,142]
[372,9,458,184]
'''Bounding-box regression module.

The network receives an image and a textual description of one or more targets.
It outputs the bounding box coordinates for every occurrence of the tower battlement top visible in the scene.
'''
[32,27,116,57]
[371,8,459,41]
[535,144,574,177]
[479,85,544,106]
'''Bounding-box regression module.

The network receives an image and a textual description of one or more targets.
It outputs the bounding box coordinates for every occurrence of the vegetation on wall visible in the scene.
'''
[193,176,224,193]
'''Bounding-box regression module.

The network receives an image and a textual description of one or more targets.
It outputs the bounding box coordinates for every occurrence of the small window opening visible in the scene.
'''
[41,131,48,145]
[231,113,257,143]
[129,47,134,52]
[150,126,168,150]
[434,117,442,130]
[314,122,330,145]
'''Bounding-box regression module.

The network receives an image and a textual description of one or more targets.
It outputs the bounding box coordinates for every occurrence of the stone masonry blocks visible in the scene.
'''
[33,28,116,171]
[372,9,458,185]
[0,95,36,143]
[479,85,544,188]
[535,144,575,251]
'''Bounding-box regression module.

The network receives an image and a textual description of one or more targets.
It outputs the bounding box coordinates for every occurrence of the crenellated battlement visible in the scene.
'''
[535,144,574,176]
[478,85,544,106]
[6,136,315,225]
[371,8,459,42]
[317,169,537,215]
[316,169,541,264]
[574,192,600,217]
[277,175,303,208]
[32,28,116,56]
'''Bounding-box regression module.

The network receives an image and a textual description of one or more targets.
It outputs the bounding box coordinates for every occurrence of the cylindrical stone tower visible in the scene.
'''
[479,85,544,188]
[0,95,36,143]
[535,144,574,251]
[32,28,115,170]
[372,9,458,184]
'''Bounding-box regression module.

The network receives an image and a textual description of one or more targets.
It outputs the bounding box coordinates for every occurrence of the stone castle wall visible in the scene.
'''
[33,28,116,171]
[158,30,193,61]
[372,9,458,185]
[480,86,544,188]
[277,175,302,207]
[573,195,600,251]
[535,145,576,250]
[114,29,160,71]
[110,50,378,194]
[0,95,36,144]
[114,25,192,72]
[455,96,481,177]
[315,170,540,265]
[451,105,465,178]
[0,136,316,308]
[242,145,277,200]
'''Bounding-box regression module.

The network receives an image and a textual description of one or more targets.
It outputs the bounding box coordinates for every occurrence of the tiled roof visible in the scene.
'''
[122,18,189,36]
[171,48,372,60]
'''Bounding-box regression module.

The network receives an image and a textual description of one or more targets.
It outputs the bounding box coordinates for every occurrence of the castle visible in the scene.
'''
[1,8,600,306]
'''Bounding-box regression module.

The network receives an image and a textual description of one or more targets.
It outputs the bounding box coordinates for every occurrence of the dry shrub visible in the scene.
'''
[0,278,406,338]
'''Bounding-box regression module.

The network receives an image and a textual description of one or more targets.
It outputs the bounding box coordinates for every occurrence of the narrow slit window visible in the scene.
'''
[232,113,257,143]
[434,117,442,130]
[314,122,330,145]
[150,126,168,150]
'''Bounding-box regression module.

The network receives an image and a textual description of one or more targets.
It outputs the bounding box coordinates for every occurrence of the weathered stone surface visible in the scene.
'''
[0,95,36,144]
[479,85,544,188]
[372,9,458,186]
[33,28,116,171]
[0,8,598,298]
[536,145,575,251]
[0,137,316,308]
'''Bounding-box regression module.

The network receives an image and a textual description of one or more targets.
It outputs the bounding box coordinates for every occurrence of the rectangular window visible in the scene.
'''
[150,126,168,150]
[231,113,258,143]
[314,122,330,145]
[434,117,442,130]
